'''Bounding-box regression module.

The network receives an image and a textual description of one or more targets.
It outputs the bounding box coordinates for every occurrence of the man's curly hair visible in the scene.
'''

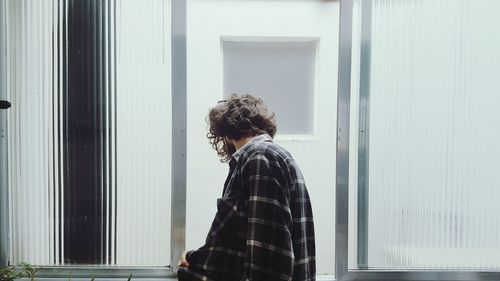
[207,94,277,162]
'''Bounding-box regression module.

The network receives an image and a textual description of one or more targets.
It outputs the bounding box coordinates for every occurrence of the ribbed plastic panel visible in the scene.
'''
[5,0,171,266]
[115,0,171,266]
[351,0,500,269]
[6,0,60,265]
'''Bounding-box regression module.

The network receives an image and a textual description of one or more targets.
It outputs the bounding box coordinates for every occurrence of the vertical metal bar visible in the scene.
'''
[336,0,354,279]
[111,0,117,264]
[170,0,187,271]
[0,0,10,268]
[357,0,373,269]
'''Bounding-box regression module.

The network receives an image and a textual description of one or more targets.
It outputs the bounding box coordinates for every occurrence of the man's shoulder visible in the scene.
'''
[244,138,283,155]
[240,139,293,166]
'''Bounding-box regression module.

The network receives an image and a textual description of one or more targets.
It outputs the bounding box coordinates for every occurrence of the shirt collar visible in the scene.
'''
[231,134,272,162]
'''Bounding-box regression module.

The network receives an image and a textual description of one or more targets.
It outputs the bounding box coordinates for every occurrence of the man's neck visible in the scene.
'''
[233,135,258,151]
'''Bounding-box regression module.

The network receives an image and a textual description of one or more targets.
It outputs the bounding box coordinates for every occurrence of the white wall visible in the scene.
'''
[186,0,339,275]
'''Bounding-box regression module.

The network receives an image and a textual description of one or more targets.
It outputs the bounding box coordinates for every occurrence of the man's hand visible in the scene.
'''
[178,251,190,268]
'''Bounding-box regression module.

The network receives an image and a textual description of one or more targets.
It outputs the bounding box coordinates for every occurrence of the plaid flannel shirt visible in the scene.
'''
[178,134,315,281]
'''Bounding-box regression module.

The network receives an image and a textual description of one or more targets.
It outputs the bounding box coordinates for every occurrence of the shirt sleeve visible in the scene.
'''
[242,153,294,281]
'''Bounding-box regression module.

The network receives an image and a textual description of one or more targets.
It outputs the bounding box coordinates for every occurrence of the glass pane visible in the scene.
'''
[4,0,171,266]
[223,40,317,135]
[350,0,500,269]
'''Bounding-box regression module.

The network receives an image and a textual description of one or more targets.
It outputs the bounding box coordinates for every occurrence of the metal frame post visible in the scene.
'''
[170,0,187,273]
[0,0,11,268]
[356,0,372,269]
[335,0,354,278]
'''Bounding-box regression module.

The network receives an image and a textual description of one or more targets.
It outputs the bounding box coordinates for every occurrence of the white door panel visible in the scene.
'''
[187,0,339,274]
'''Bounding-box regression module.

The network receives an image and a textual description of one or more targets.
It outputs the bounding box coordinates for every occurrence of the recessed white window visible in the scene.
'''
[223,39,317,135]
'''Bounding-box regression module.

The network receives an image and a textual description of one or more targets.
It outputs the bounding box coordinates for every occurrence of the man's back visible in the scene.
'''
[178,134,315,281]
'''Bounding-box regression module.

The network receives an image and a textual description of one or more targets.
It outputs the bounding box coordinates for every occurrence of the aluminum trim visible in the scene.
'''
[0,0,10,268]
[356,0,372,269]
[335,0,354,279]
[32,279,178,281]
[341,270,500,281]
[28,267,176,279]
[170,0,187,273]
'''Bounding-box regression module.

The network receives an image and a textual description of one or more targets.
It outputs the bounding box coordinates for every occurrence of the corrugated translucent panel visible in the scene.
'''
[6,0,59,265]
[352,0,500,269]
[115,0,172,266]
[5,0,172,266]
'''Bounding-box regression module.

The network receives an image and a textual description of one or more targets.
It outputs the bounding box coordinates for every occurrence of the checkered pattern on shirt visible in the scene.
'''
[178,134,315,281]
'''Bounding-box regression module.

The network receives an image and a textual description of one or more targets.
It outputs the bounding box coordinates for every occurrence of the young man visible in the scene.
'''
[178,94,316,281]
